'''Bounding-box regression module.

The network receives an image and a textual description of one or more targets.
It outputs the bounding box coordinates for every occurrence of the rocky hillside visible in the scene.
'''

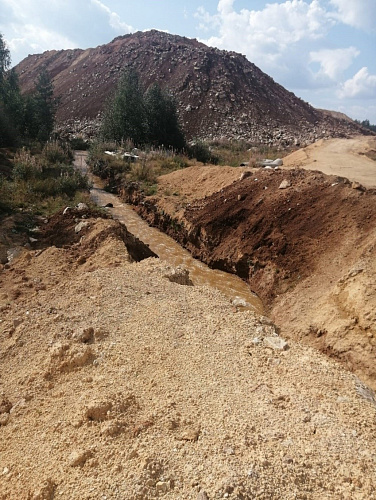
[15,30,367,145]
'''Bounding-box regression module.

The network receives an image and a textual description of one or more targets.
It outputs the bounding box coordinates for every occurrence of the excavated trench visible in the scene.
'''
[73,149,263,313]
[89,185,263,313]
[77,152,376,388]
[119,167,376,389]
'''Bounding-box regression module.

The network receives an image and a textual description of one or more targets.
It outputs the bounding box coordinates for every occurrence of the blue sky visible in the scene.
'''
[0,0,375,122]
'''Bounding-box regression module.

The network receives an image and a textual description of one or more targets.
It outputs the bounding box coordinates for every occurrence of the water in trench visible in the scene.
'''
[76,153,263,313]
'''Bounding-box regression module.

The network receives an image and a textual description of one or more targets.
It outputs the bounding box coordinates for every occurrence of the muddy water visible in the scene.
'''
[76,153,262,313]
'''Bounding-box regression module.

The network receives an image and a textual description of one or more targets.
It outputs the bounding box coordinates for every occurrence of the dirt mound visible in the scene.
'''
[140,167,376,301]
[133,137,376,389]
[178,167,376,388]
[34,206,156,263]
[1,214,376,499]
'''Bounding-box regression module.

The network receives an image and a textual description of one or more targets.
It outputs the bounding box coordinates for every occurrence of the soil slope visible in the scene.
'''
[1,208,376,499]
[133,136,376,389]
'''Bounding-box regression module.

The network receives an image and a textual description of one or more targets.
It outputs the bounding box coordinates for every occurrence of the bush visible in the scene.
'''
[69,137,90,150]
[12,148,41,180]
[0,146,90,215]
[187,141,219,165]
[128,159,157,184]
[0,176,12,213]
[41,140,73,165]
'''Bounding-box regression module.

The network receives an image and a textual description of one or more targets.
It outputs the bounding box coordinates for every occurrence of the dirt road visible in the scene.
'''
[283,135,376,188]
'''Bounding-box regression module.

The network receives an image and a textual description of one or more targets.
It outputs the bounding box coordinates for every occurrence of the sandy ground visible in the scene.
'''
[1,211,376,499]
[1,136,376,498]
[135,135,376,390]
[282,136,376,188]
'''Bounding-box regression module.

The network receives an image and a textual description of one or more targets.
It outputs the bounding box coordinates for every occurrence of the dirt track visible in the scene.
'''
[282,136,376,188]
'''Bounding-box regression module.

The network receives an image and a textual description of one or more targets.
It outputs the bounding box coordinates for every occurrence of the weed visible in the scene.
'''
[0,147,90,217]
[128,159,157,184]
[41,140,73,165]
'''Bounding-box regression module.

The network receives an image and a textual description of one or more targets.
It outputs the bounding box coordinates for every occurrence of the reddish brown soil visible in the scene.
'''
[140,168,375,303]
[134,137,376,388]
[15,30,368,144]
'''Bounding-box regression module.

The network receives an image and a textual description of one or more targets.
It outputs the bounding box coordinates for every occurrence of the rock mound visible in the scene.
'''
[15,30,369,145]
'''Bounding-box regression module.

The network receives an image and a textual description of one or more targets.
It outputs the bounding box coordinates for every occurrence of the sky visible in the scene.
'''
[0,0,375,123]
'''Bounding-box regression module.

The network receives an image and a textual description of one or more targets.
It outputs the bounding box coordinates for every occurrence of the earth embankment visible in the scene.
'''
[132,136,376,389]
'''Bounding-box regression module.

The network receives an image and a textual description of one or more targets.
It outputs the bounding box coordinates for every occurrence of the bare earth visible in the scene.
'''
[282,136,376,188]
[136,135,376,390]
[1,136,376,499]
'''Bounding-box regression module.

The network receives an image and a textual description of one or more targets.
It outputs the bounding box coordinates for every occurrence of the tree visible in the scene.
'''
[0,33,10,84]
[0,34,57,146]
[0,33,16,146]
[32,68,57,142]
[3,68,24,132]
[101,69,147,145]
[101,69,185,149]
[355,118,376,133]
[144,83,185,150]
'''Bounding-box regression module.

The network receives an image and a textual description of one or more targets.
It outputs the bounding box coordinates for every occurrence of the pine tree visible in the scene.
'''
[101,70,185,149]
[0,34,57,146]
[101,69,147,145]
[0,33,10,84]
[3,68,24,133]
[0,33,16,146]
[144,83,185,150]
[33,68,57,142]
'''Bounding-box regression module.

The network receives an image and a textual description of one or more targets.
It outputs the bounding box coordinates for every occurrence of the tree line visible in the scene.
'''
[101,69,186,150]
[355,119,376,133]
[0,33,57,146]
[1,33,186,150]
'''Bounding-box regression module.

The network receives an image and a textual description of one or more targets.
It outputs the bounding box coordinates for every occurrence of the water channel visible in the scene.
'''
[76,152,263,314]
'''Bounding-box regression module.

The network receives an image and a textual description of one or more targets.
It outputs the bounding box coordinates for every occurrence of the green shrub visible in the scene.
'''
[41,140,73,164]
[69,137,90,150]
[0,146,90,216]
[0,176,12,213]
[128,159,157,184]
[187,141,219,165]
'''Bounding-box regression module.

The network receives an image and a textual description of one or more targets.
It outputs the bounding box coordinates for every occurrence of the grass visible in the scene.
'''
[85,139,295,198]
[0,143,91,218]
[208,139,292,167]
[87,142,194,195]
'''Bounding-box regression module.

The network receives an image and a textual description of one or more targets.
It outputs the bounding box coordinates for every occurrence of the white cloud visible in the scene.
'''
[91,0,132,33]
[196,0,334,75]
[8,23,75,55]
[0,0,133,64]
[330,0,376,31]
[310,47,360,80]
[194,0,375,121]
[339,67,376,98]
[217,0,234,16]
[194,6,220,32]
